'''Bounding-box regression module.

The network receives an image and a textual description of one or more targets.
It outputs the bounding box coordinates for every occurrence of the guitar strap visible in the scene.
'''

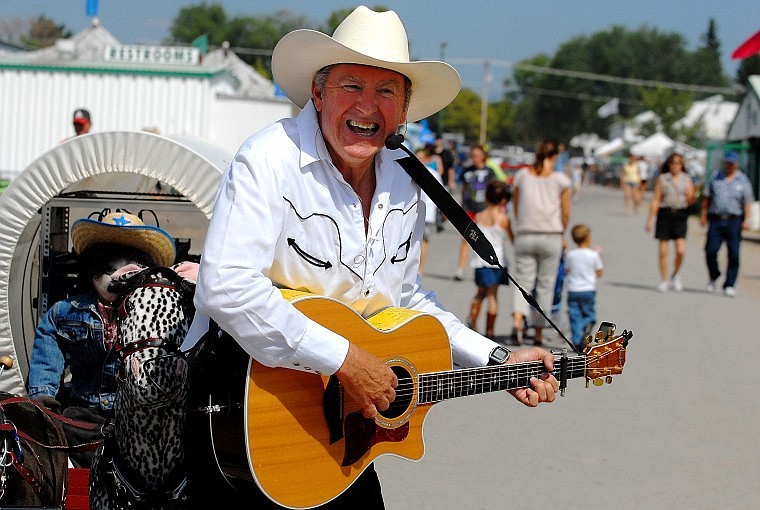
[394,146,578,354]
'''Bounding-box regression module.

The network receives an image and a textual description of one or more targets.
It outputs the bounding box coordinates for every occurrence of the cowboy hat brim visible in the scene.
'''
[272,29,461,123]
[71,219,176,267]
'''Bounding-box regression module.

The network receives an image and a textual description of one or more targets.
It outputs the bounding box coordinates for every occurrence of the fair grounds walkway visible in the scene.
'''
[376,184,759,510]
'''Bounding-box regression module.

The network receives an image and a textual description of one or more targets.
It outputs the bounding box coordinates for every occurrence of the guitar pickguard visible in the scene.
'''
[342,413,409,466]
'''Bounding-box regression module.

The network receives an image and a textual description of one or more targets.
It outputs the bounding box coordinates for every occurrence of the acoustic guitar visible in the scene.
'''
[208,289,631,509]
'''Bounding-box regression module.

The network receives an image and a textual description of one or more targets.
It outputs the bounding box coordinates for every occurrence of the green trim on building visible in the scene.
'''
[0,60,224,79]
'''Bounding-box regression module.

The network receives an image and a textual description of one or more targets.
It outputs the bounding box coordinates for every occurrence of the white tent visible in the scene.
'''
[594,137,626,157]
[570,132,607,158]
[630,132,702,163]
[0,131,228,395]
[630,132,675,159]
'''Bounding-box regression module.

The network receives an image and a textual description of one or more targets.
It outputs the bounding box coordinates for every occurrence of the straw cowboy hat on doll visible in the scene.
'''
[71,211,176,267]
[271,5,461,122]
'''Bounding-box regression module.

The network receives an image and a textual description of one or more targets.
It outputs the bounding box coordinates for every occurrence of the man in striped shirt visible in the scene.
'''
[700,151,755,297]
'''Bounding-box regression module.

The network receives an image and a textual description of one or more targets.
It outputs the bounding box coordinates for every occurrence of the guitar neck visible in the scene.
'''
[418,356,586,404]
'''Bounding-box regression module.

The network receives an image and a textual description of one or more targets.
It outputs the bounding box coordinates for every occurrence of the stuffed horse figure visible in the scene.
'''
[89,266,195,509]
[0,390,68,506]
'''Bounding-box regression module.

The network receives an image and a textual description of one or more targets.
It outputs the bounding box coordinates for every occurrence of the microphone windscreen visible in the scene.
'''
[385,133,405,150]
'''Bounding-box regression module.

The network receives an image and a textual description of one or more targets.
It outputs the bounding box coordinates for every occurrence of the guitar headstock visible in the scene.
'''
[582,322,632,387]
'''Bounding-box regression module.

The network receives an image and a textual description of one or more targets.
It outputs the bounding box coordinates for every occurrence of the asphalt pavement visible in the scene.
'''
[375,184,760,510]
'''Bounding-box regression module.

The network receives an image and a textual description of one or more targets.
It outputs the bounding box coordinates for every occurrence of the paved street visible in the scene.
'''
[376,184,760,509]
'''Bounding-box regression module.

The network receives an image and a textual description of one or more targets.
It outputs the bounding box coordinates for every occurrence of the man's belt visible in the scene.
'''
[709,213,742,221]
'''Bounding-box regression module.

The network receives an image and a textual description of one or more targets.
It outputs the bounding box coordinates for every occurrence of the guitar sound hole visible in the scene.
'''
[380,365,413,420]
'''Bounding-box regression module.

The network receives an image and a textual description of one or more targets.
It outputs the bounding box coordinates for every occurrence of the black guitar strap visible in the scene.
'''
[393,145,577,353]
[396,155,498,266]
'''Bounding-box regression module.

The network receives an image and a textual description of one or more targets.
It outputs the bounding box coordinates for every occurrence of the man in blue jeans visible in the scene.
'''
[700,151,754,297]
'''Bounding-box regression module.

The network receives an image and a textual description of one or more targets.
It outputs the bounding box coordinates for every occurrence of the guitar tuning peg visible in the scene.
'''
[593,378,604,387]
[605,376,613,384]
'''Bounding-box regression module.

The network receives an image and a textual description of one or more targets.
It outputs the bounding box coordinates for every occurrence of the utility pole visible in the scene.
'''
[438,41,448,135]
[479,60,491,145]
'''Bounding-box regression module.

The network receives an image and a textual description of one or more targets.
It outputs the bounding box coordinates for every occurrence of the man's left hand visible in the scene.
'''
[507,348,559,407]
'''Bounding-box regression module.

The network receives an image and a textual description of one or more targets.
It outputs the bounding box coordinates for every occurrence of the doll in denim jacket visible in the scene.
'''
[27,211,181,466]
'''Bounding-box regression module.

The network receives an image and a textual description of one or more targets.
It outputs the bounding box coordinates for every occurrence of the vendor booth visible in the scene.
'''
[0,131,228,395]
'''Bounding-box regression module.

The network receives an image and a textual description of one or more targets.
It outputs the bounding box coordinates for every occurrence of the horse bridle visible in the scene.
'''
[113,267,192,406]
[105,266,193,504]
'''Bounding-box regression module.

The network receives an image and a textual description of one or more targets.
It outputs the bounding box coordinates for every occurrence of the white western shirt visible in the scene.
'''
[184,101,496,374]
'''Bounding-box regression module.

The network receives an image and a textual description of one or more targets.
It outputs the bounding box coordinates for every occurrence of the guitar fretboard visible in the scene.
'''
[418,357,587,404]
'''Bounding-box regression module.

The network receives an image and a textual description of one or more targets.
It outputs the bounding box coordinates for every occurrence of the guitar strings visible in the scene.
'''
[383,349,622,400]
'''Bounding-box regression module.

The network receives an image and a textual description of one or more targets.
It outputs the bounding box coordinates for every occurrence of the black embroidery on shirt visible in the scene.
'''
[287,238,333,269]
[391,232,412,264]
[375,201,417,272]
[282,196,362,280]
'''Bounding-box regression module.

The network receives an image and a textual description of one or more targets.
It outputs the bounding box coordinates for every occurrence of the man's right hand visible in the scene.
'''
[335,344,398,419]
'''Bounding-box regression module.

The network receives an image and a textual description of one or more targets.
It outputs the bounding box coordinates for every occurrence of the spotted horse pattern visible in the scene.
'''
[89,267,195,509]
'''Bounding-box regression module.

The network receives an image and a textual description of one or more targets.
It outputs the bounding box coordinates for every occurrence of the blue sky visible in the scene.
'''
[2,1,758,98]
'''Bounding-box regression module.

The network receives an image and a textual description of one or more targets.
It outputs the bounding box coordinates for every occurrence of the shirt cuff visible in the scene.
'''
[28,386,57,399]
[450,327,499,367]
[286,319,350,376]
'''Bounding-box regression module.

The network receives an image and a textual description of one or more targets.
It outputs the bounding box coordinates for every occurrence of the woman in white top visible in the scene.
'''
[510,140,571,345]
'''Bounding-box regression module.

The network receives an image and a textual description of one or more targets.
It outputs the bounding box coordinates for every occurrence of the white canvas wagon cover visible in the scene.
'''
[0,131,228,394]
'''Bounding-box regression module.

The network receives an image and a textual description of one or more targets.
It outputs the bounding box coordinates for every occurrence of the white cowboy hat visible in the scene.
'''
[272,5,461,123]
[71,211,176,267]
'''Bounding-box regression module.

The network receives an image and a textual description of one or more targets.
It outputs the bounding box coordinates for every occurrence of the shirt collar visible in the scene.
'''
[296,100,328,170]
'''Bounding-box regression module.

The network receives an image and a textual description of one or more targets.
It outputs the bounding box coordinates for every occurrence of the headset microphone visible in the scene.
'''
[384,133,405,150]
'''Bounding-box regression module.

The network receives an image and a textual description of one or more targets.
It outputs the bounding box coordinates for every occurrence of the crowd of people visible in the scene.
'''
[420,136,755,348]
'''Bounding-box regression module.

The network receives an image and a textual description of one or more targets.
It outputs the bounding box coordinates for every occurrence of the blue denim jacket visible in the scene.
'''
[28,293,119,410]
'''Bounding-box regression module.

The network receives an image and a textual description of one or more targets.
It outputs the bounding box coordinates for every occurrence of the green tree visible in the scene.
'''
[169,3,228,46]
[224,10,309,76]
[20,15,71,48]
[736,54,760,90]
[437,89,482,142]
[169,4,308,77]
[689,19,729,87]
[638,86,694,139]
[487,100,515,144]
[509,24,731,143]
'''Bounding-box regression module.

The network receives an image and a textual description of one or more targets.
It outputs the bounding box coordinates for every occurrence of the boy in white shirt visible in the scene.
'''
[564,224,603,351]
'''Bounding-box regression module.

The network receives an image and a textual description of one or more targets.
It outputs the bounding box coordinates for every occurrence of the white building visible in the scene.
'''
[675,94,739,141]
[727,76,760,142]
[0,20,295,178]
[726,75,760,202]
